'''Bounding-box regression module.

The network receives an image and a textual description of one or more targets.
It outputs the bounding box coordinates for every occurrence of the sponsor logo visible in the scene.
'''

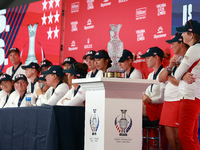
[68,40,78,51]
[84,38,93,49]
[71,21,78,32]
[136,29,145,41]
[71,2,80,13]
[136,7,146,20]
[87,0,94,10]
[156,3,166,16]
[118,0,128,3]
[100,0,111,7]
[84,19,94,30]
[134,51,146,64]
[154,26,167,39]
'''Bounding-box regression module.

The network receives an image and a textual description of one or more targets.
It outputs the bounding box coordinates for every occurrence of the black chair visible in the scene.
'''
[142,116,161,150]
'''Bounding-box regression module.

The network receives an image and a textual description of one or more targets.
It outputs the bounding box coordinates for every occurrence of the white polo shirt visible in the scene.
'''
[57,86,85,106]
[6,64,26,80]
[164,66,179,102]
[86,70,103,78]
[145,68,165,104]
[27,80,39,99]
[175,43,200,100]
[0,90,7,108]
[37,82,69,106]
[4,91,35,108]
[129,68,143,79]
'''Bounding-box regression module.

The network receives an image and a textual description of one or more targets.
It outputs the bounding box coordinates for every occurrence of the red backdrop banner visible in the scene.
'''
[0,0,62,72]
[63,0,172,78]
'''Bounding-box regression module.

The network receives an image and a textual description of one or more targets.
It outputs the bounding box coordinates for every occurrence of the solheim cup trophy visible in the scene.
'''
[105,24,124,78]
[25,23,38,65]
[119,109,129,136]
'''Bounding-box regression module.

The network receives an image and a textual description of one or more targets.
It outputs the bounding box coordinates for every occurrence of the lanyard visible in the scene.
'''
[3,88,15,108]
[126,67,135,78]
[150,65,163,92]
[18,91,26,107]
[51,81,63,96]
[74,85,81,97]
[91,70,99,77]
[11,62,22,78]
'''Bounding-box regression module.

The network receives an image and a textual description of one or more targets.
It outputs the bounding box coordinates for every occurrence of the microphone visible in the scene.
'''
[40,82,45,90]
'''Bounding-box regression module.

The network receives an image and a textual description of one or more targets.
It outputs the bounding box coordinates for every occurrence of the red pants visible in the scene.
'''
[179,98,200,150]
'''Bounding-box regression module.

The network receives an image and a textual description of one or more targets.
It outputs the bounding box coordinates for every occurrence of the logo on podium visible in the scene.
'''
[90,109,99,135]
[114,110,132,136]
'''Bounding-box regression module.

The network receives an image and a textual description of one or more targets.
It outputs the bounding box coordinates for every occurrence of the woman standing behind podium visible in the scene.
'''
[0,74,15,108]
[4,74,36,107]
[57,63,87,106]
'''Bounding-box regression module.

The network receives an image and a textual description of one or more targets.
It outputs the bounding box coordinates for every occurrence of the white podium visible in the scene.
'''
[73,77,157,150]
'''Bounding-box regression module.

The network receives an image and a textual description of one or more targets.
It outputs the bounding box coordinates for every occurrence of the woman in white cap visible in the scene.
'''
[159,33,188,150]
[57,63,88,106]
[119,49,143,79]
[94,49,112,74]
[175,19,200,150]
[36,65,69,106]
[4,74,36,107]
[0,74,15,108]
[83,50,103,78]
[140,46,166,124]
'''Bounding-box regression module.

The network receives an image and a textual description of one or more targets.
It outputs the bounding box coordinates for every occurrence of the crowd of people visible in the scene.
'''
[0,19,200,149]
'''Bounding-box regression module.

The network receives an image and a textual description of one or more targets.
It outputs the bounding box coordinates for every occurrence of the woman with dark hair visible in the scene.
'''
[94,49,112,74]
[57,63,88,106]
[83,50,103,78]
[0,74,15,108]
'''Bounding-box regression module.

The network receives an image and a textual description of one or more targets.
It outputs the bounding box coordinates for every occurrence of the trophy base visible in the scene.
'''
[25,56,38,65]
[119,133,127,136]
[105,72,125,78]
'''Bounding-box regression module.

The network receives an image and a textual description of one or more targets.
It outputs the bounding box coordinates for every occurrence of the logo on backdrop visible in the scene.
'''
[84,19,94,30]
[71,2,80,13]
[68,40,78,51]
[136,29,145,41]
[71,21,78,32]
[118,0,128,3]
[87,0,94,10]
[100,0,111,7]
[156,3,166,16]
[154,26,167,39]
[114,110,132,136]
[0,9,10,66]
[134,51,146,63]
[84,38,93,49]
[90,109,99,135]
[136,7,147,20]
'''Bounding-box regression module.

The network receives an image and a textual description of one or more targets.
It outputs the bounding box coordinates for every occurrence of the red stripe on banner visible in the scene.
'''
[6,6,24,51]
[4,6,21,51]
[3,7,17,57]
[1,7,14,42]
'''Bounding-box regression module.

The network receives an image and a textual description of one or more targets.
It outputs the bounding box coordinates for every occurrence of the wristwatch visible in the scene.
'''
[166,66,172,74]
